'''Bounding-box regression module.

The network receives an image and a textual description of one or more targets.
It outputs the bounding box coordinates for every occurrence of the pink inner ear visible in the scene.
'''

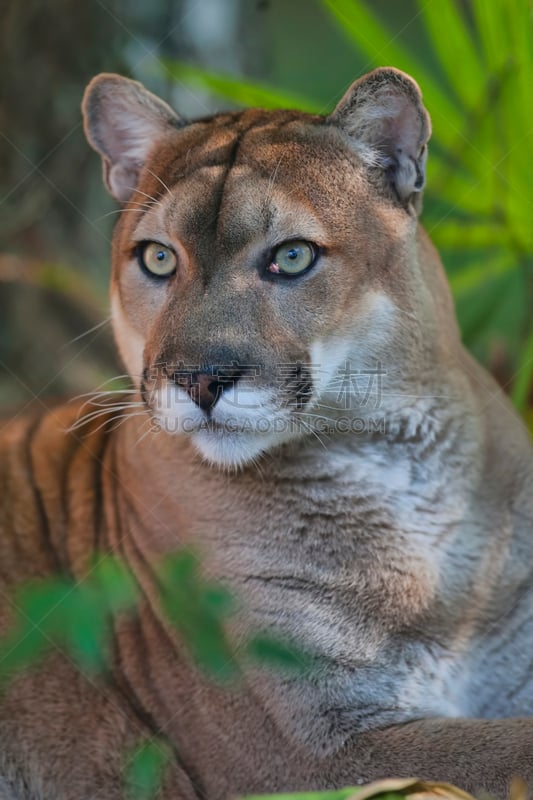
[99,106,163,164]
[378,100,423,161]
[104,160,142,205]
[82,74,182,203]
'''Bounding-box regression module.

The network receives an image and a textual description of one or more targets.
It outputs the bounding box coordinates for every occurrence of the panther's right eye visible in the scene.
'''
[268,240,317,277]
[137,242,177,278]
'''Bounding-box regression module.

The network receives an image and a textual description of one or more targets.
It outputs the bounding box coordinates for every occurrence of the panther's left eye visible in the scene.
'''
[138,242,177,277]
[268,240,317,276]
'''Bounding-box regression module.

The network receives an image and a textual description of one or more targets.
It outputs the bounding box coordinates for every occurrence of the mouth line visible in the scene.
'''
[152,410,260,435]
[194,419,266,434]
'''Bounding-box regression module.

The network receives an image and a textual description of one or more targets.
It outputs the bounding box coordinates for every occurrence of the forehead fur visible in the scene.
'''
[112,105,397,259]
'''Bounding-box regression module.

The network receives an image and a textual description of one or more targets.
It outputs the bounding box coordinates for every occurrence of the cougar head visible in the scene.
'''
[82,68,432,469]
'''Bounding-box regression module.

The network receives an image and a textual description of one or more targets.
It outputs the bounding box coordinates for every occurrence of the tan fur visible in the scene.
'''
[1,69,533,799]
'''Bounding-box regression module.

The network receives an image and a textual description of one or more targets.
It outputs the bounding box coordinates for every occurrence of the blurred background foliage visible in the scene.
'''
[0,0,532,422]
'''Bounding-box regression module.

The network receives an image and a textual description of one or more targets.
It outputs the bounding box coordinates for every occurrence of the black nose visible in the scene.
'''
[172,366,244,412]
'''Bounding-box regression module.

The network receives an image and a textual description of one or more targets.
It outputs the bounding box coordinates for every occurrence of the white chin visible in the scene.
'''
[191,429,281,470]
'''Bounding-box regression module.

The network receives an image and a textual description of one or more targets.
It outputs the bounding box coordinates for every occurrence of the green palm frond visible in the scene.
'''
[162,60,319,113]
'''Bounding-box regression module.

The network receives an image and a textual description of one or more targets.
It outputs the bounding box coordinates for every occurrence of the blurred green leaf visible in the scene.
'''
[448,254,515,297]
[432,223,511,251]
[426,170,494,217]
[246,634,313,674]
[124,738,172,800]
[1,547,318,694]
[499,105,533,247]
[505,0,533,129]
[511,326,533,411]
[416,0,484,110]
[159,551,240,681]
[242,789,360,800]
[0,577,74,686]
[0,624,49,689]
[0,555,141,687]
[472,0,511,72]
[92,555,140,615]
[14,576,73,630]
[243,777,478,800]
[63,591,109,673]
[162,61,320,113]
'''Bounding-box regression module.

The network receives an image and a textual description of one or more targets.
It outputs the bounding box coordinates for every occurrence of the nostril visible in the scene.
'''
[191,374,219,412]
[172,366,243,412]
[207,379,222,398]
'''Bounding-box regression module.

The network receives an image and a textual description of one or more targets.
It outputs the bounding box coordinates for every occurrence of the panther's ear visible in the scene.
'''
[328,67,431,210]
[82,73,183,203]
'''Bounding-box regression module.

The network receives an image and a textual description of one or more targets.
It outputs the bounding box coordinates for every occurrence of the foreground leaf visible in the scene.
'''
[159,551,240,681]
[0,555,141,687]
[243,777,477,800]
[246,634,313,674]
[124,738,172,800]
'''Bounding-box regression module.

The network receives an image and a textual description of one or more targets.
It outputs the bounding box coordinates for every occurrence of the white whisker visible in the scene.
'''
[93,209,136,222]
[143,167,173,199]
[264,155,284,205]
[68,402,144,432]
[133,418,157,448]
[250,457,266,481]
[293,410,338,425]
[92,201,155,222]
[90,410,148,436]
[61,317,111,348]
[296,416,330,451]
[123,185,163,205]
[80,394,140,410]
[72,382,138,413]
[70,375,137,403]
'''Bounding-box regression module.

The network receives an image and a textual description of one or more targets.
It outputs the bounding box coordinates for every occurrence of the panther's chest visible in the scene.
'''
[125,439,481,751]
[195,447,443,643]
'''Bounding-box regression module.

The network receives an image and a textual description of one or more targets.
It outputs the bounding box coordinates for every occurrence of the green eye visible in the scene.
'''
[269,240,316,276]
[139,242,177,277]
